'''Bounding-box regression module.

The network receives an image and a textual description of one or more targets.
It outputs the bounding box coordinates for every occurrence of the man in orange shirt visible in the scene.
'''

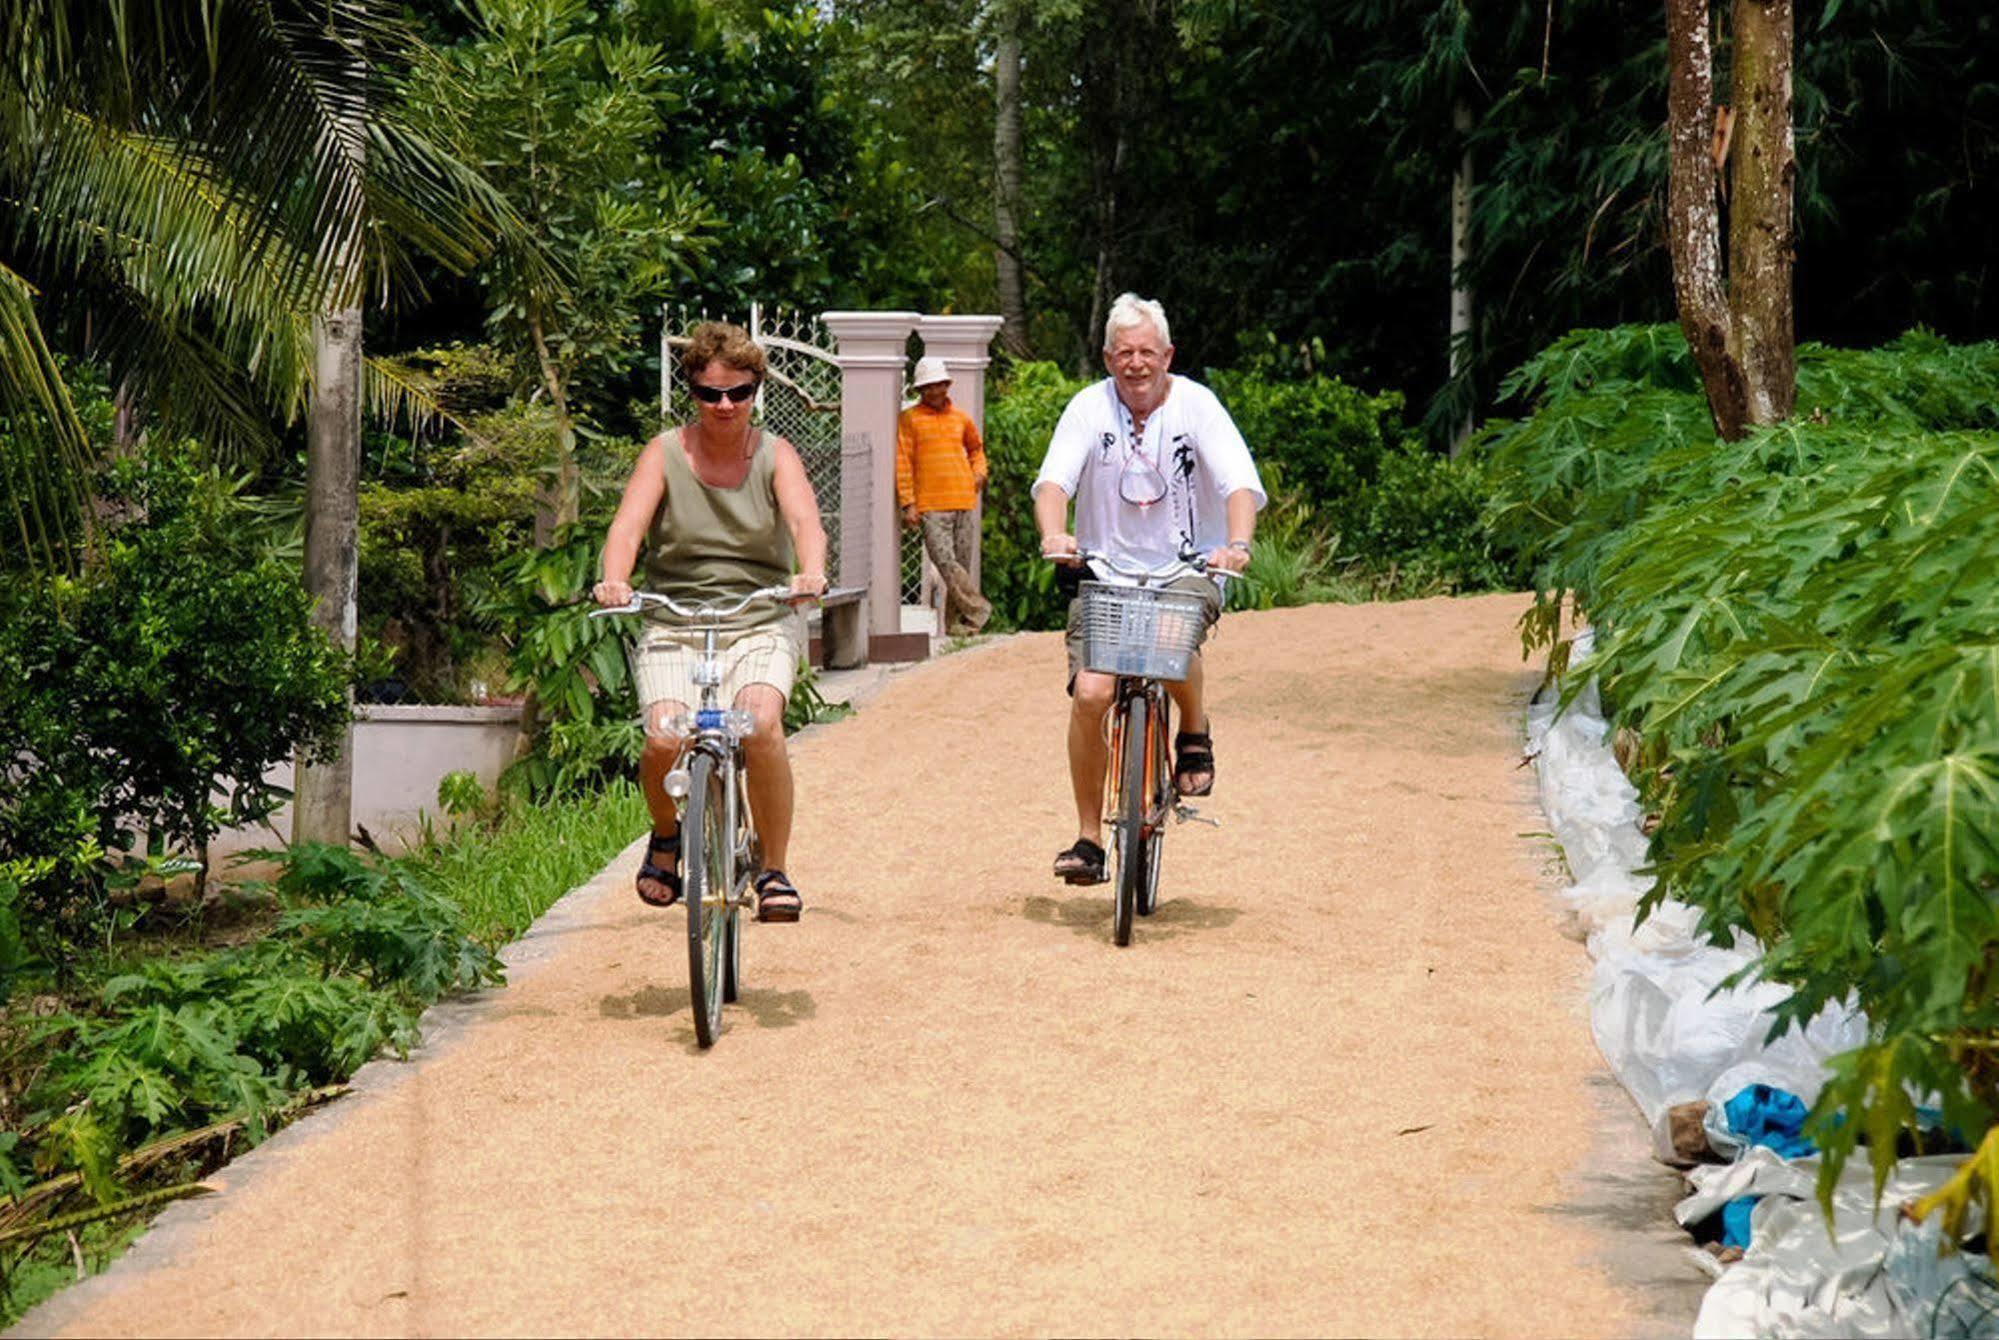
[897,356,992,634]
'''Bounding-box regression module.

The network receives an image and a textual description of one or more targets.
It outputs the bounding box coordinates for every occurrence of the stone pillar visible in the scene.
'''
[823,311,921,640]
[916,315,1004,588]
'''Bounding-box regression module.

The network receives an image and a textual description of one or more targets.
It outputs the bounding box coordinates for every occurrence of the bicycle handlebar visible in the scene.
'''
[1052,548,1237,584]
[588,584,803,622]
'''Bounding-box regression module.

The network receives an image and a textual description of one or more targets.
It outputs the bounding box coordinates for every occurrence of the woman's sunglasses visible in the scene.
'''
[690,380,758,405]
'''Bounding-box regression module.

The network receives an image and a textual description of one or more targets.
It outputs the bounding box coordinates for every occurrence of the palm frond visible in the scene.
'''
[0,261,91,569]
[82,289,285,463]
[22,108,327,339]
[364,352,471,445]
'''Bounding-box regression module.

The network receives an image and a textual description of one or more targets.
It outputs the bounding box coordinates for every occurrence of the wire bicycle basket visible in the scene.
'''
[1078,580,1206,680]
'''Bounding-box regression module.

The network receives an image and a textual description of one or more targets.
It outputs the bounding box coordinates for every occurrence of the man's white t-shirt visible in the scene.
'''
[1034,375,1266,573]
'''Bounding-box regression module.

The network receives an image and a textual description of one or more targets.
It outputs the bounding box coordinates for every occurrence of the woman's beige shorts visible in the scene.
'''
[631,620,804,709]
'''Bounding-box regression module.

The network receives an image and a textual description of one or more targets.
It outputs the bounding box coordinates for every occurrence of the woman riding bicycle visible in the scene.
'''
[1032,293,1264,885]
[593,321,829,922]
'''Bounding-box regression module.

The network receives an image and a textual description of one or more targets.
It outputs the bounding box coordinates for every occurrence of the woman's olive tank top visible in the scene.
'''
[641,428,795,630]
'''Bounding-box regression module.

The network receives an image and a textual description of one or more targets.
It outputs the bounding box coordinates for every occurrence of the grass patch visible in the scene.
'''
[411,780,652,946]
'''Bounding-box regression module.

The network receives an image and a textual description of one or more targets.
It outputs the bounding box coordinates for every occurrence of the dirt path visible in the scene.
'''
[22,594,1684,1338]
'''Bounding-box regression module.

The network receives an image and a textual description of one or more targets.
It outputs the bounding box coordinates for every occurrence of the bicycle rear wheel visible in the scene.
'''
[1112,694,1150,946]
[683,751,731,1047]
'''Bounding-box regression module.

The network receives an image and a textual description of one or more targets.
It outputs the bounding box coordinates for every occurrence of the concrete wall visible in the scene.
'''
[211,705,524,858]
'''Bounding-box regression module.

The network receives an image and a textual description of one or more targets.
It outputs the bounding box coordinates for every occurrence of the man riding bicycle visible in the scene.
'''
[1033,293,1266,885]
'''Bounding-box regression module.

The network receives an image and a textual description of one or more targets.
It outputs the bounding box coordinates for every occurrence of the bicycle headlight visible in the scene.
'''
[648,711,696,740]
[661,768,692,800]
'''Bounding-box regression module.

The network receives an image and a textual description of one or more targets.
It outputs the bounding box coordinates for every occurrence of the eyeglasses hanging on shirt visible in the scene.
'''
[1118,449,1170,507]
[1109,380,1170,509]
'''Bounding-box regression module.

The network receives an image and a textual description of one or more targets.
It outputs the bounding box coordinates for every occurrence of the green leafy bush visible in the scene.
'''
[1203,365,1408,532]
[981,362,1090,631]
[0,451,350,940]
[18,845,501,1199]
[356,407,541,702]
[1486,323,1999,1227]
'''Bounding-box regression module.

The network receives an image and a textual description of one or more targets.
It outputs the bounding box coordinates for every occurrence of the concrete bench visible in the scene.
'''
[812,586,868,669]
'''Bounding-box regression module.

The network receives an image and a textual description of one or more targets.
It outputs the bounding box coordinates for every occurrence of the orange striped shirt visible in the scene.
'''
[896,400,987,513]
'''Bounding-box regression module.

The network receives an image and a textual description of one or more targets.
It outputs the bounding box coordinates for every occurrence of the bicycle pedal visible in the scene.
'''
[1173,803,1220,828]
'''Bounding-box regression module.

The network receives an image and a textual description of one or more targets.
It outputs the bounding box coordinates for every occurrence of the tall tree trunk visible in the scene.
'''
[294,302,362,846]
[294,31,365,849]
[1448,100,1475,456]
[1727,0,1796,424]
[993,0,1031,359]
[1665,0,1796,440]
[1085,126,1123,372]
[527,307,578,546]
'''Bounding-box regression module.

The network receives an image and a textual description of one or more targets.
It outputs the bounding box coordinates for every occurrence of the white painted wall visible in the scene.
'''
[210,705,524,857]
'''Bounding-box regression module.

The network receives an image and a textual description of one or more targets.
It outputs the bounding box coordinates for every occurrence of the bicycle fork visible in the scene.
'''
[1110,681,1221,832]
[1111,684,1215,840]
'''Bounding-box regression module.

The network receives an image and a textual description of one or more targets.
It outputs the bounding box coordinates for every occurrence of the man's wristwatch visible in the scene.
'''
[1226,539,1252,553]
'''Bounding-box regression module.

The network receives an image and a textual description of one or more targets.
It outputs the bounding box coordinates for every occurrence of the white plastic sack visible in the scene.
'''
[1527,630,1964,1338]
[1687,1153,1976,1339]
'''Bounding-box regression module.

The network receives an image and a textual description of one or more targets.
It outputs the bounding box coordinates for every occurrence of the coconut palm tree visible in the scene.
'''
[0,0,527,564]
[2,0,540,839]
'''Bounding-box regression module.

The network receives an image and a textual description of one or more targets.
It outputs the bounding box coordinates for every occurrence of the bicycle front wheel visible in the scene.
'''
[1137,695,1168,917]
[1112,694,1151,946]
[682,751,732,1047]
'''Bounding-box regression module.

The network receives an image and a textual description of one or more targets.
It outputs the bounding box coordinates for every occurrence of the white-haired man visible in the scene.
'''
[1033,292,1265,885]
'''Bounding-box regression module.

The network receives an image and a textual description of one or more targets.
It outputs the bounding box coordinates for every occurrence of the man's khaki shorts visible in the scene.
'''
[1064,573,1224,692]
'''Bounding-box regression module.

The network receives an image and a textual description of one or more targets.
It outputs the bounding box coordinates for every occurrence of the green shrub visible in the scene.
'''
[0,451,350,942]
[1363,443,1518,591]
[1203,366,1409,537]
[1486,323,1999,1228]
[981,362,1090,631]
[19,844,501,1197]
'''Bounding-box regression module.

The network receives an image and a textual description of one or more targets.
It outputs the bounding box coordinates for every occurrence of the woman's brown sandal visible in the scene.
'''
[753,868,803,923]
[636,830,682,907]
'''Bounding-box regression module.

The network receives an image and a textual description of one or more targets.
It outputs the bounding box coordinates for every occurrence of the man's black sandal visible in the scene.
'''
[754,868,803,923]
[1174,729,1216,797]
[636,830,682,907]
[1054,838,1107,885]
